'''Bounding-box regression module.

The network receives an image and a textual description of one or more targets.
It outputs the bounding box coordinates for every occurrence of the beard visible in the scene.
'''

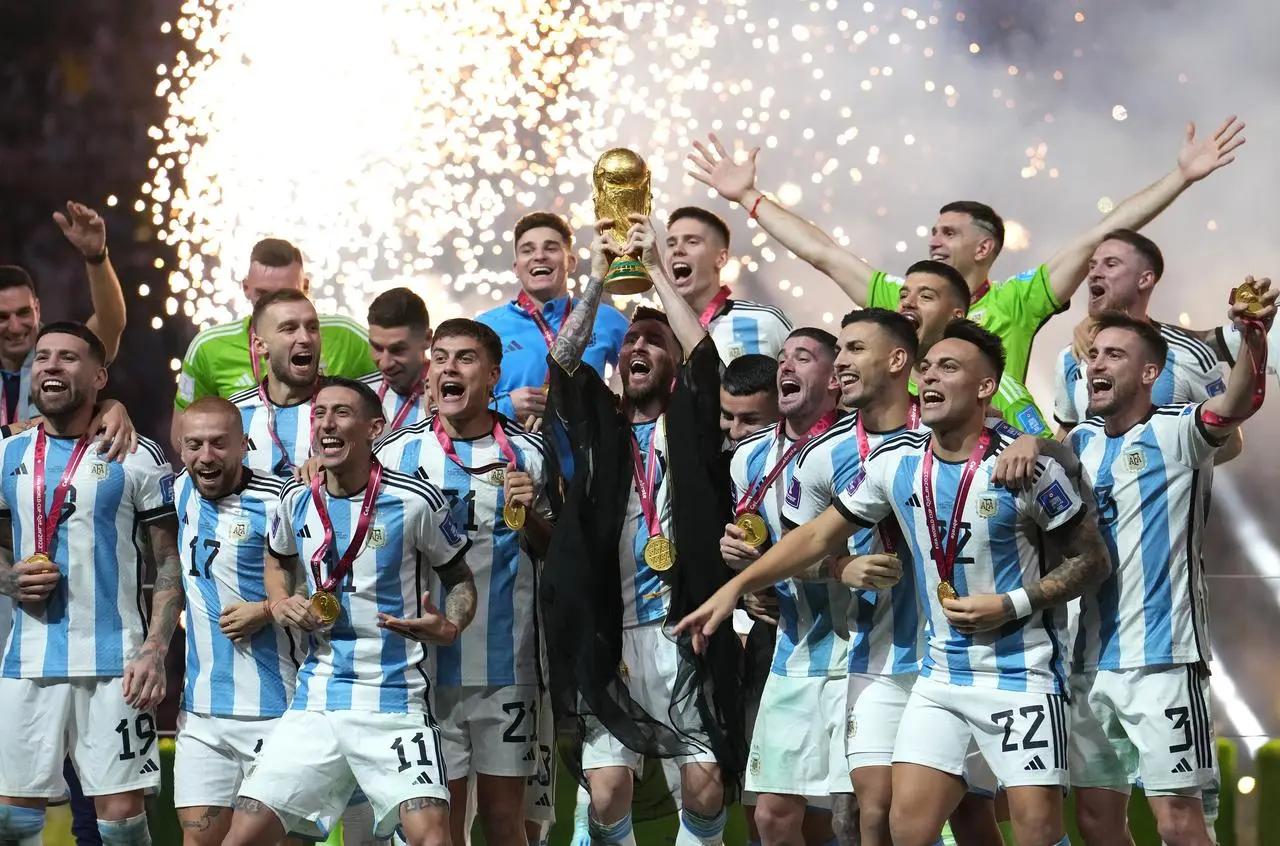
[268,356,319,389]
[622,377,670,407]
[33,386,87,420]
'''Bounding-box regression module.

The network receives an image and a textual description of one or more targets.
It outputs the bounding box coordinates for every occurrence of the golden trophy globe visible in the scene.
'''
[592,148,654,295]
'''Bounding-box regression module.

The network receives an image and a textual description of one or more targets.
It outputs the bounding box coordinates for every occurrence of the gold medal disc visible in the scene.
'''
[310,590,341,625]
[26,553,55,574]
[936,580,959,604]
[735,512,769,549]
[643,535,676,572]
[503,501,527,531]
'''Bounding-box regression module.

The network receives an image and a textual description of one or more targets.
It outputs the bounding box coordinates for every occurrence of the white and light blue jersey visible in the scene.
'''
[1053,323,1226,428]
[622,418,673,627]
[176,468,300,718]
[0,434,174,679]
[229,383,315,476]
[375,415,550,687]
[1219,320,1280,388]
[836,429,1087,694]
[708,298,793,364]
[1068,405,1218,672]
[358,372,430,431]
[783,411,923,677]
[269,469,471,713]
[732,425,849,679]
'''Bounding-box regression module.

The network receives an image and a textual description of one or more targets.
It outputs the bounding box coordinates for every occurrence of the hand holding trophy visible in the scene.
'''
[593,148,654,294]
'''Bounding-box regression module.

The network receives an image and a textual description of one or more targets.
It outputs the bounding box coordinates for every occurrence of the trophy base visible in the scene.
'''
[604,258,653,295]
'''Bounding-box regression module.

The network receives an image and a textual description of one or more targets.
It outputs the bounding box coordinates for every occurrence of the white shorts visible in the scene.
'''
[893,675,1070,789]
[581,622,714,773]
[239,709,449,840]
[1069,664,1216,795]
[745,673,851,798]
[523,688,557,823]
[436,684,537,780]
[846,672,916,770]
[174,711,281,808]
[0,676,160,798]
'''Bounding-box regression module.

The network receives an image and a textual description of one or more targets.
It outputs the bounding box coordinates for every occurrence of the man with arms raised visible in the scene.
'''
[724,328,846,846]
[0,323,177,846]
[665,207,792,363]
[362,287,434,431]
[677,320,1112,846]
[175,238,374,445]
[542,216,742,846]
[1065,295,1272,846]
[690,120,1244,419]
[223,377,477,846]
[231,289,325,476]
[166,397,296,845]
[375,319,553,846]
[478,212,628,428]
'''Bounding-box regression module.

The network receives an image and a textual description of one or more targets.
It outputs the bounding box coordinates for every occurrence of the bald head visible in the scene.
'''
[181,397,248,497]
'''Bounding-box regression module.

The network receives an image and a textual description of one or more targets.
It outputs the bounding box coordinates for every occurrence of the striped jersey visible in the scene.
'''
[229,383,315,476]
[358,372,431,432]
[783,411,923,676]
[0,434,175,678]
[269,469,471,713]
[622,417,674,627]
[176,468,300,718]
[374,415,551,687]
[836,429,1087,694]
[731,425,849,678]
[708,298,793,364]
[1054,323,1227,427]
[175,314,375,409]
[1218,320,1279,388]
[1067,405,1219,671]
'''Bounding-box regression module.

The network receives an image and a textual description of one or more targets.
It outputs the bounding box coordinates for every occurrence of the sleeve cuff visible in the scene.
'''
[434,540,474,572]
[137,505,176,524]
[832,497,874,529]
[1047,503,1087,538]
[1194,405,1229,447]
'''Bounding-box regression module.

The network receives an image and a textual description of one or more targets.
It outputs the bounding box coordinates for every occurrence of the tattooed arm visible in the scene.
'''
[1025,506,1111,612]
[437,558,477,634]
[123,516,182,710]
[549,221,619,374]
[376,557,477,645]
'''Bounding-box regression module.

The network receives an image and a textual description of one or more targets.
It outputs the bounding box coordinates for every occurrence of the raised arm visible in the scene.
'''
[1201,279,1276,440]
[123,516,183,710]
[688,134,874,304]
[55,202,127,363]
[1045,117,1245,304]
[549,220,617,374]
[630,214,707,355]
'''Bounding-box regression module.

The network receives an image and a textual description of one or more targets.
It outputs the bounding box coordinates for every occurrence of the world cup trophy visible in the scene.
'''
[592,148,653,295]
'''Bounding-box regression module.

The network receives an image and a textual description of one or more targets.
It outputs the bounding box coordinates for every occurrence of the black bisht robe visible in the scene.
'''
[540,336,746,806]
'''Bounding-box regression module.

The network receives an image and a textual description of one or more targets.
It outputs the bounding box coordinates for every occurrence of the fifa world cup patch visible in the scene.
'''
[1036,480,1072,518]
[844,467,866,495]
[785,477,801,508]
[160,474,175,504]
[1016,405,1046,435]
[440,512,464,546]
[1206,378,1226,397]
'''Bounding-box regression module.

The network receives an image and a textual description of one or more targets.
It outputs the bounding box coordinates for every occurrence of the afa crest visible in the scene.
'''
[367,526,387,549]
[1123,449,1146,473]
[846,713,858,739]
[230,521,250,541]
[90,461,109,481]
[976,495,998,519]
[728,344,745,361]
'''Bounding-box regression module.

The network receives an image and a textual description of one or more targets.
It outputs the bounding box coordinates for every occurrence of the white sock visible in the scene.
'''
[97,813,152,846]
[674,807,725,846]
[588,812,637,846]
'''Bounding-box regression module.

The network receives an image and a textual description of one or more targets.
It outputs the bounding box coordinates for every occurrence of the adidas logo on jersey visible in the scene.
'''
[8,463,27,476]
[412,771,434,786]
[1023,755,1046,772]
[297,526,312,538]
[247,437,258,451]
[534,795,553,808]
[1172,758,1193,774]
[904,493,921,508]
[505,340,524,352]
[138,759,159,775]
[523,748,536,762]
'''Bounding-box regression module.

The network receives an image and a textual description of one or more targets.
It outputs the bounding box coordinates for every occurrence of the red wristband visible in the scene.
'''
[748,194,765,220]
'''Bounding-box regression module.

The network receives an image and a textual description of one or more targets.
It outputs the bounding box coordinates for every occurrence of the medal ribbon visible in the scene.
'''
[32,428,94,556]
[257,380,314,471]
[697,286,733,329]
[378,372,428,431]
[308,460,384,592]
[1200,318,1268,427]
[854,400,920,555]
[920,428,992,589]
[517,291,572,387]
[969,278,991,306]
[629,417,665,541]
[431,414,521,476]
[734,411,837,516]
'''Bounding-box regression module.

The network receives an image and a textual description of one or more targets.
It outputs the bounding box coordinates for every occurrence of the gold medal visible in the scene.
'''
[503,501,527,531]
[1233,280,1266,316]
[735,512,769,549]
[25,553,55,574]
[643,535,675,572]
[310,590,341,625]
[936,581,959,604]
